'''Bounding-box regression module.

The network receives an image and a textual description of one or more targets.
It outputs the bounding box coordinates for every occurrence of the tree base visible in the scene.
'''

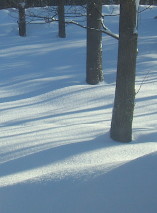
[110,128,132,143]
[86,79,100,85]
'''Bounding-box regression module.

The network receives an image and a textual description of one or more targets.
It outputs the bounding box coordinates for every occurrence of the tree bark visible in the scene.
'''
[110,0,138,142]
[86,0,103,85]
[58,0,66,38]
[18,3,26,37]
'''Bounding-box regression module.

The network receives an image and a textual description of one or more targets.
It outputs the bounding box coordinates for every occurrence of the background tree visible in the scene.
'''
[110,0,139,142]
[58,0,66,38]
[18,2,26,36]
[86,0,104,85]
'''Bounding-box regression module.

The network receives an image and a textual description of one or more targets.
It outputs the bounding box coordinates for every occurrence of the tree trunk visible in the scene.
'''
[58,0,66,38]
[18,3,26,37]
[86,0,103,85]
[110,0,138,142]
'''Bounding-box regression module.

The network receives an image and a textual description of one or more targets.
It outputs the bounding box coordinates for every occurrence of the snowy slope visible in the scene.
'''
[0,5,157,213]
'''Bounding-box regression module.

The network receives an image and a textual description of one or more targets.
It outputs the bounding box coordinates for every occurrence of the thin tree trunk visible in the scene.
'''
[86,0,103,85]
[18,3,26,37]
[110,0,138,142]
[58,0,66,38]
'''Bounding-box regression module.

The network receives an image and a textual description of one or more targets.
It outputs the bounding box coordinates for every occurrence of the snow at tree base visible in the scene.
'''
[0,5,157,213]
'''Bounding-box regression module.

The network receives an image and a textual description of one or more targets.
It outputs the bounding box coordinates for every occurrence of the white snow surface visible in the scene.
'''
[136,0,140,8]
[0,5,157,213]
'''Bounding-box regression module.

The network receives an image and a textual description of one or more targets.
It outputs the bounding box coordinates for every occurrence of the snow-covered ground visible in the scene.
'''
[0,5,157,213]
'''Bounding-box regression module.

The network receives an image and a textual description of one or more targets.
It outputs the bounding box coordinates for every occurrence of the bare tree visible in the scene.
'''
[110,0,139,142]
[18,2,26,36]
[86,0,103,85]
[58,0,66,38]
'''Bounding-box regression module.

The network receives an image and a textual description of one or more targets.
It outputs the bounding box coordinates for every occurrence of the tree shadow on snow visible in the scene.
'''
[0,148,157,213]
[0,133,119,178]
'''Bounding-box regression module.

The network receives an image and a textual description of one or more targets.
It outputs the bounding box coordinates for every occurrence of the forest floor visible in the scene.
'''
[0,5,157,213]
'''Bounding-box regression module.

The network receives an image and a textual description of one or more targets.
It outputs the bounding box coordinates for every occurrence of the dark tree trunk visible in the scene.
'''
[58,0,66,38]
[86,0,103,85]
[18,3,26,37]
[110,0,138,142]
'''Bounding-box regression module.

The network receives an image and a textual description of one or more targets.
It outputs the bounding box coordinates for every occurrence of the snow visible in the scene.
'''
[19,2,26,8]
[136,0,140,9]
[0,5,157,213]
[135,0,140,33]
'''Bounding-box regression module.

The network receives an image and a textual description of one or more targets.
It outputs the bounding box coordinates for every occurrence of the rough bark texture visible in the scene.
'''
[86,0,103,85]
[110,0,138,142]
[58,0,66,38]
[18,3,26,36]
[18,3,26,37]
